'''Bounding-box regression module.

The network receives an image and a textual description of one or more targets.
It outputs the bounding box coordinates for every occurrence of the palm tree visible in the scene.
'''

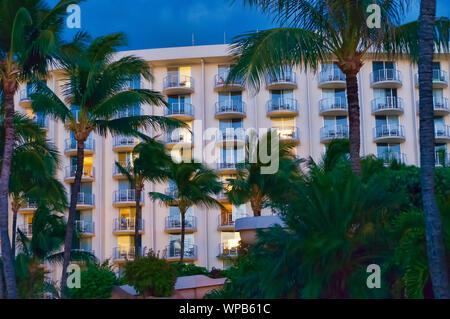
[226,131,301,216]
[416,0,450,298]
[114,137,171,258]
[227,0,445,174]
[149,162,223,263]
[0,0,81,299]
[31,32,182,295]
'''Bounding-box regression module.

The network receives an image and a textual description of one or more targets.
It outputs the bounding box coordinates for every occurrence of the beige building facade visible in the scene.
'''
[11,44,450,277]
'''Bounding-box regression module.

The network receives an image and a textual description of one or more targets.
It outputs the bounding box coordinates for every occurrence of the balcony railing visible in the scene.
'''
[113,189,144,204]
[75,220,95,235]
[370,69,402,86]
[19,201,38,211]
[113,135,138,149]
[373,125,405,140]
[214,72,244,89]
[378,152,407,165]
[18,224,32,237]
[217,162,238,171]
[266,98,298,114]
[76,192,95,207]
[218,244,239,258]
[114,106,142,119]
[433,97,449,111]
[435,125,450,139]
[415,69,449,86]
[436,152,450,166]
[272,126,299,141]
[64,166,95,180]
[165,244,198,260]
[218,212,234,228]
[318,69,346,84]
[371,97,404,113]
[113,218,144,232]
[265,70,296,87]
[163,75,194,91]
[216,129,246,143]
[64,139,95,153]
[113,247,144,261]
[113,161,132,176]
[215,101,246,116]
[32,116,48,129]
[165,102,195,117]
[164,216,197,231]
[318,97,348,113]
[320,125,349,141]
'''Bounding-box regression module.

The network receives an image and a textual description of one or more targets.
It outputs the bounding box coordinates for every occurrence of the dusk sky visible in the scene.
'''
[50,0,450,50]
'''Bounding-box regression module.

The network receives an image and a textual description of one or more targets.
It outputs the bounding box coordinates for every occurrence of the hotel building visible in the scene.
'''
[10,44,450,277]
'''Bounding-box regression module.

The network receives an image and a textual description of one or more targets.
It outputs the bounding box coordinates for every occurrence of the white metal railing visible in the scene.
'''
[164,216,197,231]
[215,101,246,115]
[378,152,407,164]
[370,69,402,85]
[19,201,38,211]
[165,102,195,117]
[113,247,144,261]
[113,135,138,148]
[217,162,237,171]
[272,126,299,140]
[320,125,349,141]
[75,220,95,234]
[371,97,404,113]
[433,97,449,111]
[65,166,95,179]
[76,192,95,206]
[373,124,405,139]
[113,218,144,232]
[114,106,142,119]
[216,129,246,143]
[218,212,234,228]
[319,96,348,113]
[165,130,192,144]
[318,68,346,84]
[435,125,450,139]
[214,72,244,88]
[265,70,296,86]
[64,138,95,152]
[163,74,194,90]
[18,224,32,237]
[113,161,133,176]
[113,189,144,204]
[266,98,298,113]
[165,244,198,259]
[218,244,239,257]
[435,152,450,166]
[20,88,34,102]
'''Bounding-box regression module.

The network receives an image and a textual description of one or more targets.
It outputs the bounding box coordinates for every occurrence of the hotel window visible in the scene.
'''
[221,147,245,164]
[375,115,399,128]
[118,236,134,251]
[218,92,242,108]
[169,233,195,256]
[322,88,346,99]
[373,61,396,72]
[70,155,94,176]
[374,88,397,99]
[118,152,136,166]
[169,206,194,226]
[435,117,446,133]
[323,116,348,129]
[377,143,401,156]
[167,66,192,87]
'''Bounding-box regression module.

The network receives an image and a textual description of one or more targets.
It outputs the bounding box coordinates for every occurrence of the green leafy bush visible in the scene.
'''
[71,261,116,299]
[175,263,226,278]
[123,251,177,297]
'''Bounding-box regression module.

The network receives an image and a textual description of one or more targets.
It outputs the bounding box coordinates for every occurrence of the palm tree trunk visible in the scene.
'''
[11,205,18,261]
[0,262,4,299]
[418,0,450,298]
[0,86,19,299]
[134,187,142,258]
[60,140,85,298]
[344,73,361,174]
[180,208,186,264]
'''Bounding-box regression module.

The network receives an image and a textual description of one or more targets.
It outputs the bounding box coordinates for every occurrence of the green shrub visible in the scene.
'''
[123,250,177,297]
[176,263,209,277]
[71,261,116,299]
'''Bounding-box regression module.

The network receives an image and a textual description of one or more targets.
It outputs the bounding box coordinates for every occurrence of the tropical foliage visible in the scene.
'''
[70,262,116,299]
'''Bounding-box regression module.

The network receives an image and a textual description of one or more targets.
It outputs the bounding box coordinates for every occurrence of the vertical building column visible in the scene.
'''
[358,70,366,157]
[409,62,420,166]
[201,58,209,269]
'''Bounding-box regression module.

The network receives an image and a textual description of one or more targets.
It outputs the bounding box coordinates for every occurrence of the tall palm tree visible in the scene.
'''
[0,0,81,299]
[31,32,182,295]
[228,0,439,174]
[226,131,301,216]
[416,0,449,298]
[149,162,223,263]
[114,137,171,258]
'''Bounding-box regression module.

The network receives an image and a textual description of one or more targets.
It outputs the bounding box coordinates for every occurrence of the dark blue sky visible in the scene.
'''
[50,0,450,50]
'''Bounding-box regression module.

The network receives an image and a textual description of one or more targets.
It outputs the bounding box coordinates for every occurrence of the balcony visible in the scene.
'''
[75,220,95,237]
[370,69,402,88]
[216,191,228,203]
[214,73,245,92]
[18,224,32,238]
[113,189,144,208]
[112,247,144,263]
[435,125,450,143]
[373,125,405,143]
[265,71,297,90]
[19,89,33,108]
[320,125,349,143]
[215,101,246,119]
[415,70,448,89]
[272,127,300,144]
[32,116,48,130]
[217,212,235,231]
[165,187,178,198]
[378,152,407,165]
[164,216,197,233]
[112,135,139,152]
[113,218,144,235]
[417,97,449,116]
[64,138,95,156]
[318,97,348,116]
[371,97,404,115]
[76,192,95,210]
[216,129,246,146]
[165,102,195,120]
[114,106,142,119]
[165,244,198,262]
[64,166,95,183]
[18,201,38,213]
[218,244,239,259]
[266,98,299,118]
[436,152,450,167]
[318,69,346,89]
[164,130,193,149]
[216,162,238,174]
[112,162,132,180]
[163,75,194,95]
